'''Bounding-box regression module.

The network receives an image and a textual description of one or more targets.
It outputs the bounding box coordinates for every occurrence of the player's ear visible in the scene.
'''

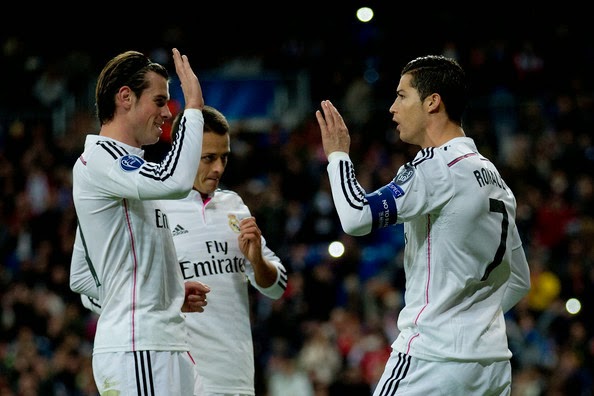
[425,93,441,113]
[117,86,134,109]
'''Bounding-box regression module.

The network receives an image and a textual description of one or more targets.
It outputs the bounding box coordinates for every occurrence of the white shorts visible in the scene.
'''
[93,350,204,395]
[372,351,511,396]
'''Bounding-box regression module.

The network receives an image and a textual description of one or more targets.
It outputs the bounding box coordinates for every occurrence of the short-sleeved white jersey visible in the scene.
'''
[327,137,530,362]
[71,109,204,354]
[162,188,287,395]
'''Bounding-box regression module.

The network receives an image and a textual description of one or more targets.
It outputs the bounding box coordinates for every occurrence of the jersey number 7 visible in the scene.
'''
[481,198,508,281]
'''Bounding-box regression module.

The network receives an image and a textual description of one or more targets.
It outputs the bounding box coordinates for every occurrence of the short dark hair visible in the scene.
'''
[95,50,169,125]
[401,55,468,125]
[171,106,229,139]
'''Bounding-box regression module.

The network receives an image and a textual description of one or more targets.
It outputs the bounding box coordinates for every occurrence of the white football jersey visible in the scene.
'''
[72,186,288,394]
[327,137,530,361]
[71,109,203,354]
[162,189,287,395]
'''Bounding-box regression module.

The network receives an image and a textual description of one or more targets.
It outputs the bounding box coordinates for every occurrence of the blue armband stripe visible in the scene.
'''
[366,183,402,229]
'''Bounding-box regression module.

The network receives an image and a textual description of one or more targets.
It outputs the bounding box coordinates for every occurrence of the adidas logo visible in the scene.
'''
[172,225,188,236]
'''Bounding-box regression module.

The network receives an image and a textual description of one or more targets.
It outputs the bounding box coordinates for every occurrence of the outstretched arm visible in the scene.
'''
[316,100,375,236]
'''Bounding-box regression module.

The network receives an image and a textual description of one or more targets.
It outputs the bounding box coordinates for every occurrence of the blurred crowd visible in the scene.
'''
[1,14,594,396]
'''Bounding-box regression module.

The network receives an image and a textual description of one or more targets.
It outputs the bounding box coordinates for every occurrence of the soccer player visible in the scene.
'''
[315,55,531,395]
[73,106,288,396]
[70,48,210,395]
[161,107,287,395]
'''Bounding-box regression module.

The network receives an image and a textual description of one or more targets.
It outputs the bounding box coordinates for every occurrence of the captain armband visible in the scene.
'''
[366,182,402,229]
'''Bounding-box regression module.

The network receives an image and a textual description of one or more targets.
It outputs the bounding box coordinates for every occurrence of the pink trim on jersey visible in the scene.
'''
[406,333,419,354]
[424,214,432,307]
[407,214,433,353]
[123,198,139,350]
[447,152,477,167]
[414,213,432,325]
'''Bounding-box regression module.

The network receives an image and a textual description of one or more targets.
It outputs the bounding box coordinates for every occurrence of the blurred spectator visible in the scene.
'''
[297,321,342,391]
[32,60,67,109]
[265,338,315,396]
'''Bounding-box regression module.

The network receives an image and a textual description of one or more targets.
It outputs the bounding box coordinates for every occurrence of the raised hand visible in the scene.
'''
[315,100,351,158]
[172,48,204,110]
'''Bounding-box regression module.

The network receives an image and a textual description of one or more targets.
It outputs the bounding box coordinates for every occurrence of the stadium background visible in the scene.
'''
[1,4,593,395]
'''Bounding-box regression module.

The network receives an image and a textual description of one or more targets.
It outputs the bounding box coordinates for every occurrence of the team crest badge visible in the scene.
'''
[228,214,241,233]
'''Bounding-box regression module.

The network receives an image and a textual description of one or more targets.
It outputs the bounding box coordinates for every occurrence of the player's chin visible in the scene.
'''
[147,131,162,145]
[204,179,218,193]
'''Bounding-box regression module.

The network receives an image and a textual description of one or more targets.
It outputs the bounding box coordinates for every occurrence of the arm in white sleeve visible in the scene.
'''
[81,294,102,315]
[502,231,531,313]
[69,226,100,299]
[136,109,204,200]
[326,151,374,236]
[250,241,287,300]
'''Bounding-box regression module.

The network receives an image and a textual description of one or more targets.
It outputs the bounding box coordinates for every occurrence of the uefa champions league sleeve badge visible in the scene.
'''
[119,154,145,172]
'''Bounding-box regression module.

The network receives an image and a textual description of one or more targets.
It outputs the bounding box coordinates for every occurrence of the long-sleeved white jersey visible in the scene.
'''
[71,186,288,394]
[70,109,204,354]
[326,137,530,362]
[163,188,287,395]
